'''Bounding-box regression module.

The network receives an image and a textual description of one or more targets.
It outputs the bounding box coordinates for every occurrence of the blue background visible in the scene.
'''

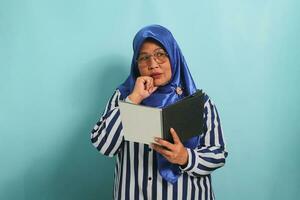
[1,0,299,199]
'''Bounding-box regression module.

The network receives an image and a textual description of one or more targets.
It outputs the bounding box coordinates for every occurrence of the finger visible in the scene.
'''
[151,143,173,157]
[154,137,175,151]
[148,83,153,92]
[147,76,154,82]
[139,78,147,88]
[170,128,181,144]
[143,79,148,90]
[140,77,150,87]
[148,79,157,94]
[147,78,154,90]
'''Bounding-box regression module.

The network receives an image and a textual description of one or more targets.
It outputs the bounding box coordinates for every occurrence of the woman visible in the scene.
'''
[91,25,228,200]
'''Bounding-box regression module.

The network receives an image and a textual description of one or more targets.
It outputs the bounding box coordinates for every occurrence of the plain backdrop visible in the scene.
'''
[1,0,299,199]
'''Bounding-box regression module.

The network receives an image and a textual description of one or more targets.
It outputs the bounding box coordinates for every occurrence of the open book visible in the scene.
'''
[118,90,205,145]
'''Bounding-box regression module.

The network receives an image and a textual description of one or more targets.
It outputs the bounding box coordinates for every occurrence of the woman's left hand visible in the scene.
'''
[151,128,188,166]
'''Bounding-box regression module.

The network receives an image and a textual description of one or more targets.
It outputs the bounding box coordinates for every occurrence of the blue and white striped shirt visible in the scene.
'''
[91,89,228,200]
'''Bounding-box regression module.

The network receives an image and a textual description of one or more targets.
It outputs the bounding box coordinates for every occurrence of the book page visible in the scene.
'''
[119,101,162,145]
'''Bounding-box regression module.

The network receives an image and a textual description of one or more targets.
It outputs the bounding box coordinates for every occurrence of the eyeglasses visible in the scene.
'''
[136,49,169,66]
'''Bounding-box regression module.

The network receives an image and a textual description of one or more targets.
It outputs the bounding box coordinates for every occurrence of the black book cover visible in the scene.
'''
[162,90,205,143]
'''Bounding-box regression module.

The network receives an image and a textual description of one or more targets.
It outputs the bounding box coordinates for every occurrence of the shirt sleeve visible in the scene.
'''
[180,97,228,176]
[90,89,124,157]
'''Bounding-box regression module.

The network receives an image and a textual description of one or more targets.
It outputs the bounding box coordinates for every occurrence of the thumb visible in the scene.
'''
[150,86,158,94]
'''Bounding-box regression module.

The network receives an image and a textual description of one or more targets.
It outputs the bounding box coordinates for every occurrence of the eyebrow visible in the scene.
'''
[139,48,164,55]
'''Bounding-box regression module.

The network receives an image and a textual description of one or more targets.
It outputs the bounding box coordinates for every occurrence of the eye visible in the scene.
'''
[155,52,166,58]
[138,55,150,61]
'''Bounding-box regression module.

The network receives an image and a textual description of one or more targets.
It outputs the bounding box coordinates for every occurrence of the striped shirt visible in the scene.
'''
[91,89,228,200]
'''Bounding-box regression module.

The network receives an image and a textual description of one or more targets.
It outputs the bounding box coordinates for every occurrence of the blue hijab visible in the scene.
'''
[118,24,200,184]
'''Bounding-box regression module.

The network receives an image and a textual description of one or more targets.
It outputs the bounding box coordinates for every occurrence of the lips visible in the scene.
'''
[151,73,162,78]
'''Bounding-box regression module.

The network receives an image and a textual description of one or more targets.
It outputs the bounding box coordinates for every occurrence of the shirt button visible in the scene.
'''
[148,177,152,181]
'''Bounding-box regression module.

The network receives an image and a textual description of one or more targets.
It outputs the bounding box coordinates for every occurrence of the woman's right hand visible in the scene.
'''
[128,76,158,104]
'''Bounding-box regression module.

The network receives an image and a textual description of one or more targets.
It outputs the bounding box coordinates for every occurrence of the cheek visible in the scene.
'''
[165,66,172,81]
[167,69,172,80]
[138,67,149,76]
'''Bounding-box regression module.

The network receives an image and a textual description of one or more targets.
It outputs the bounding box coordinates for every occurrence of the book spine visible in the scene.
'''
[160,110,164,139]
[162,109,169,141]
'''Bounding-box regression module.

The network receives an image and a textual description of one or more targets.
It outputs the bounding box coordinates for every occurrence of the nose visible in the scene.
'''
[148,56,159,69]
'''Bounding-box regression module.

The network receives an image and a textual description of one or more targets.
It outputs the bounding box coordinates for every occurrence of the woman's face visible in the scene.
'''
[137,41,172,86]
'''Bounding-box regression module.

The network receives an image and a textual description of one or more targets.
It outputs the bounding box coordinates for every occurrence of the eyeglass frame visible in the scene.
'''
[136,49,169,66]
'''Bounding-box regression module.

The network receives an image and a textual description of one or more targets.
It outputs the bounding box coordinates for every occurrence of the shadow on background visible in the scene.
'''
[16,55,129,199]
